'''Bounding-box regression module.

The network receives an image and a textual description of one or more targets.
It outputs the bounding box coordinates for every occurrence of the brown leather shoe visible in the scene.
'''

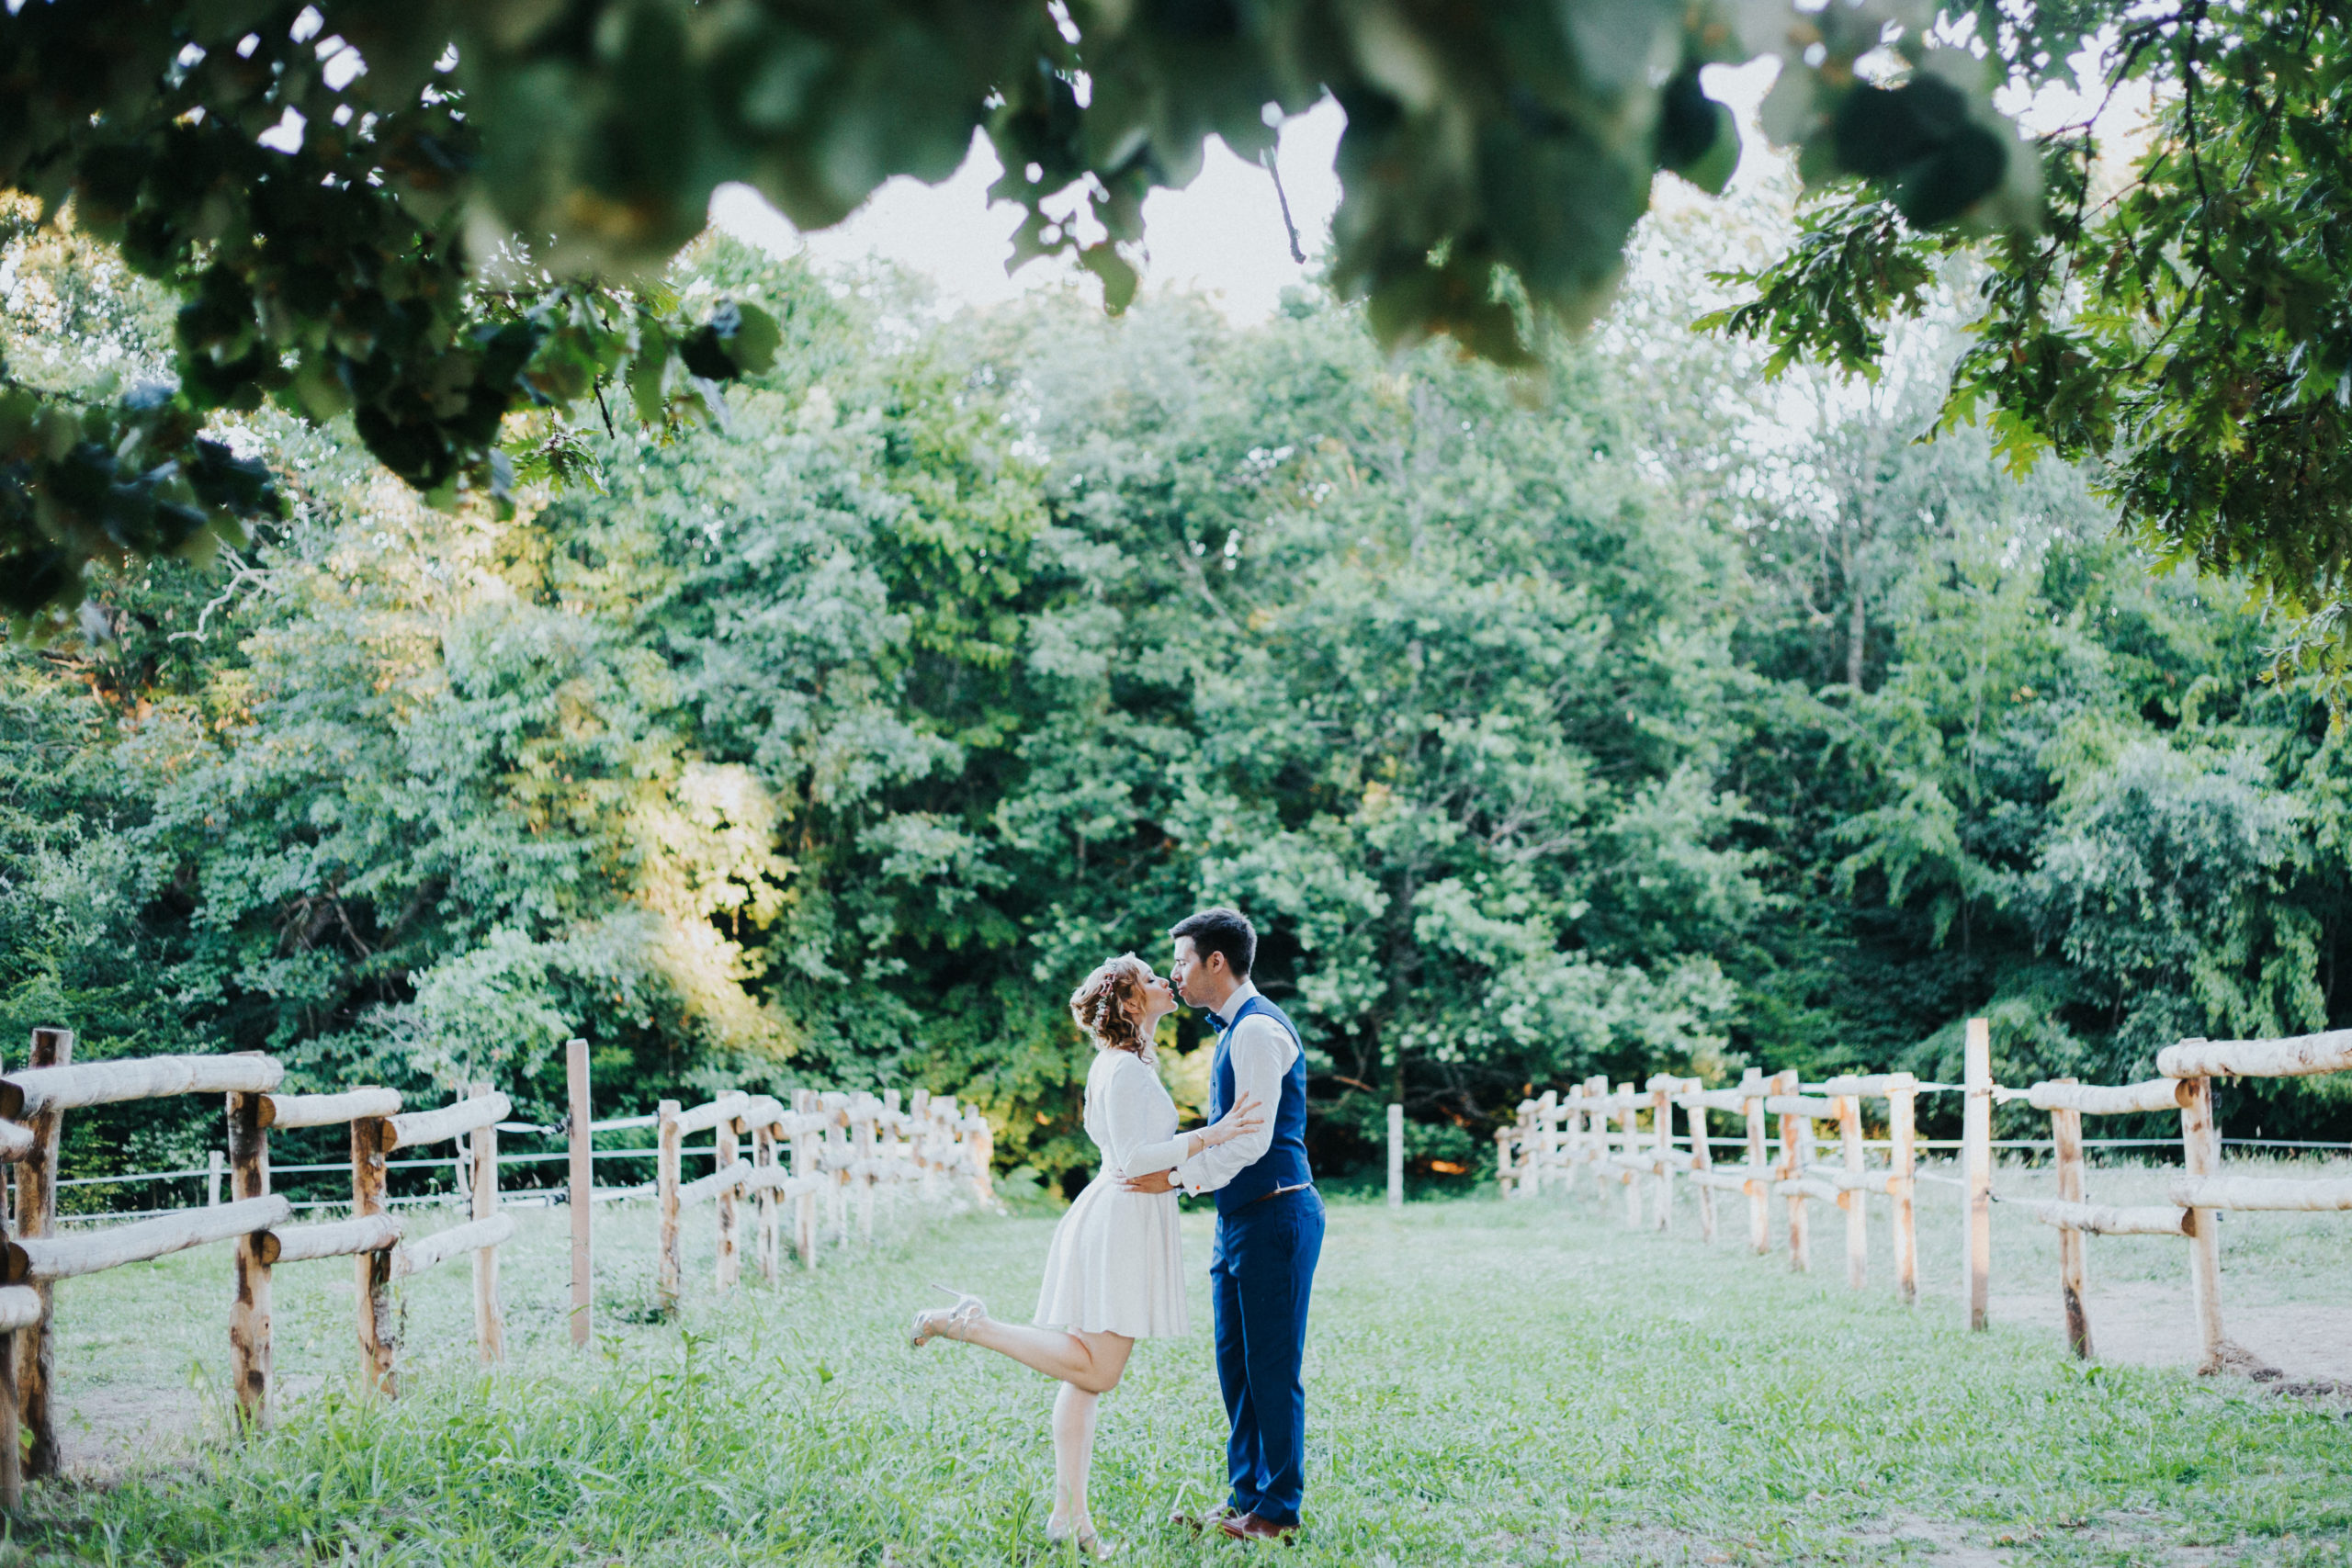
[1215,1512,1300,1544]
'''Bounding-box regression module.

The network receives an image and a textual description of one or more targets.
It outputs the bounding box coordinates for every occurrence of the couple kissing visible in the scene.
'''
[910,907,1325,1554]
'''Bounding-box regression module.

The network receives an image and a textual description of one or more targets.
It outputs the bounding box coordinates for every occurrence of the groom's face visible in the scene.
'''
[1170,936,1217,1008]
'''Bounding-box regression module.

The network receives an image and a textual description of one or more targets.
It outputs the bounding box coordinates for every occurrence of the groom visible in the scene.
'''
[1125,907,1324,1543]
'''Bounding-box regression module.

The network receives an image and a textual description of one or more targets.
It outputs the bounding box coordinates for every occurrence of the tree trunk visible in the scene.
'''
[1844,534,1867,691]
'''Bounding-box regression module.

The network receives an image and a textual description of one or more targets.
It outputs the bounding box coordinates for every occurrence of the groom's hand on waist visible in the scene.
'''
[1122,1169,1178,1195]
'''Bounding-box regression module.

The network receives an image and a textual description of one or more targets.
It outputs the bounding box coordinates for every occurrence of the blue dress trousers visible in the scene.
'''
[1206,994,1324,1528]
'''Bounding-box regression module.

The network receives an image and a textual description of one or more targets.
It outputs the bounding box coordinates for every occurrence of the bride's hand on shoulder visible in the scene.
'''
[1199,1092,1266,1148]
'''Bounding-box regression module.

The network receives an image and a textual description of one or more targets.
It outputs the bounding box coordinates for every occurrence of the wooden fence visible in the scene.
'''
[0,1027,996,1506]
[1498,1018,2352,1371]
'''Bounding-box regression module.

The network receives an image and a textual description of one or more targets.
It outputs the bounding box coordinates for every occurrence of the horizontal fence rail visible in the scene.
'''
[1498,1020,2352,1371]
[0,1025,1001,1508]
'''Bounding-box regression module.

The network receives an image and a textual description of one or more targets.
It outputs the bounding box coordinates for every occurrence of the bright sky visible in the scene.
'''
[709,99,1349,326]
[708,50,2138,328]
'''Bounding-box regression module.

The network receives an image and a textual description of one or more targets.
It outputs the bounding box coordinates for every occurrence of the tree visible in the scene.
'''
[1,0,2034,624]
[15,216,2352,1179]
[1713,0,2352,691]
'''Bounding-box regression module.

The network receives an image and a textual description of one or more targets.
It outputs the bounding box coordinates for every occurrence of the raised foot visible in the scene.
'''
[908,1284,987,1348]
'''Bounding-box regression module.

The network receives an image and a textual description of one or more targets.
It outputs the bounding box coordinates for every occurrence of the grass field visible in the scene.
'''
[7,1167,2352,1566]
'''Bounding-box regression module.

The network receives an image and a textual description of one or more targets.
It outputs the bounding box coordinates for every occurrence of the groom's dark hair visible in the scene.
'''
[1170,907,1256,978]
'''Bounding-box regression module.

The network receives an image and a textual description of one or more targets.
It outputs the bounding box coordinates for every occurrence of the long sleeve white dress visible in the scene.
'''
[1032,1046,1192,1338]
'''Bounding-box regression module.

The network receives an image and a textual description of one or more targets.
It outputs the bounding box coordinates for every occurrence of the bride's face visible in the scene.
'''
[1131,968,1177,1036]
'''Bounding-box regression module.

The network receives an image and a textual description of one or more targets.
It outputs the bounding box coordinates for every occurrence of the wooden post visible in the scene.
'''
[1533,1089,1556,1197]
[1564,1082,1584,1204]
[792,1089,819,1269]
[0,1035,18,1509]
[227,1078,273,1428]
[1387,1103,1406,1210]
[752,1119,778,1284]
[1495,1126,1515,1198]
[352,1112,397,1395]
[1561,1100,1580,1213]
[1687,1094,1716,1243]
[1559,1089,1583,1194]
[2178,1066,2225,1371]
[2051,1083,2091,1359]
[1616,1084,1641,1226]
[966,1104,995,1205]
[469,1081,503,1363]
[1838,1092,1867,1291]
[207,1149,224,1208]
[1648,1077,1674,1233]
[1586,1076,1610,1208]
[1561,1086,1580,1194]
[716,1106,742,1289]
[881,1089,904,1224]
[1775,1070,1809,1273]
[567,1038,593,1349]
[828,1100,850,1247]
[16,1026,67,1476]
[1888,1071,1918,1306]
[1503,1103,1525,1197]
[1963,1017,1993,1331]
[854,1100,876,1247]
[1741,1067,1769,1254]
[912,1089,938,1201]
[656,1099,683,1315]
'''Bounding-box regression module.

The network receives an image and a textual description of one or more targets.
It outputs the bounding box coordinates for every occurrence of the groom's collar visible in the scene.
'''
[1204,979,1260,1034]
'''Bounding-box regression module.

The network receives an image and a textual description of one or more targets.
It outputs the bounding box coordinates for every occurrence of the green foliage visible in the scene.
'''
[1713,0,2352,693]
[0,0,2042,617]
[12,215,2352,1185]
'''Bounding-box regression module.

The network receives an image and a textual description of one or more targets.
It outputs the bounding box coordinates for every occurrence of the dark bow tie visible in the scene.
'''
[1204,1009,1230,1033]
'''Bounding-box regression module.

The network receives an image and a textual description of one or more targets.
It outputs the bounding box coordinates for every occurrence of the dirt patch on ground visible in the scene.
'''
[1852,1513,2017,1566]
[1837,1509,2265,1565]
[1512,1514,2209,1566]
[54,1372,326,1480]
[54,1387,215,1480]
[1987,1284,2352,1388]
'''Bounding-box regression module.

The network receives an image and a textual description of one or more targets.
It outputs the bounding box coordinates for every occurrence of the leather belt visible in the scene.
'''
[1238,1181,1315,1210]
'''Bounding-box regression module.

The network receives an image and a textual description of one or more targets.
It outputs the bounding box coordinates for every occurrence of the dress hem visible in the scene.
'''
[1030,1315,1187,1339]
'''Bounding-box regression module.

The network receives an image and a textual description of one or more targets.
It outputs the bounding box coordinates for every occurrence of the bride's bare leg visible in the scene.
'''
[1050,1382,1101,1530]
[953,1319,1134,1393]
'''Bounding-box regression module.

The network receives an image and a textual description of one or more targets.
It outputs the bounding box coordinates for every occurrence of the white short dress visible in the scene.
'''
[1032,1048,1191,1338]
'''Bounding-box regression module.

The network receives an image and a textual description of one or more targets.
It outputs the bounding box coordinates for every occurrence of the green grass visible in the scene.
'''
[8,1175,2352,1565]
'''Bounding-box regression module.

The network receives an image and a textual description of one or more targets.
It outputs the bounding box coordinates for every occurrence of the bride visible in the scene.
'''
[911,953,1263,1557]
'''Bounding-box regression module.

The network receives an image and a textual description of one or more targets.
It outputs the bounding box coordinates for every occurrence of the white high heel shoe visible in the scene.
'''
[908,1284,986,1348]
[1046,1516,1114,1560]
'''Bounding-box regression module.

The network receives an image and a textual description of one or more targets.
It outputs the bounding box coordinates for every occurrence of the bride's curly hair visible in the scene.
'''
[1069,953,1156,1062]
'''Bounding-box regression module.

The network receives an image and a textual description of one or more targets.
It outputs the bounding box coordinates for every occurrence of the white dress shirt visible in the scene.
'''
[1175,980,1297,1196]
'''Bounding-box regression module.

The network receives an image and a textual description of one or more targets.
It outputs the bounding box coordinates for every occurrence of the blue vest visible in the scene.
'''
[1207,992,1313,1213]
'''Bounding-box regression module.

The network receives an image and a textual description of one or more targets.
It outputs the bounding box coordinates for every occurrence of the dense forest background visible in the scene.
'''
[6,189,2351,1201]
